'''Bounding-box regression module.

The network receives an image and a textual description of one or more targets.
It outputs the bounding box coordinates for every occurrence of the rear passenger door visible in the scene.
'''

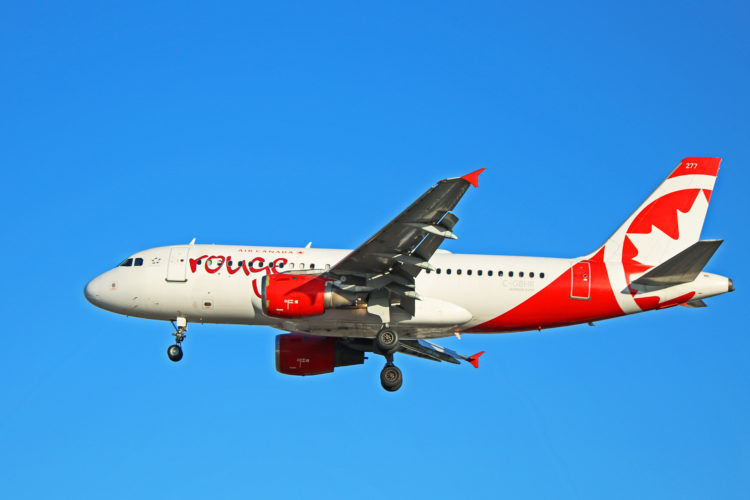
[570,261,591,300]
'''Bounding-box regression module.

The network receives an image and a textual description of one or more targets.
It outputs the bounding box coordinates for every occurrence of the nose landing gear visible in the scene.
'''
[168,317,187,363]
[167,344,183,362]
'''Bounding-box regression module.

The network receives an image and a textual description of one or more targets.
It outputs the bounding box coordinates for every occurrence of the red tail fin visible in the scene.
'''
[467,351,484,368]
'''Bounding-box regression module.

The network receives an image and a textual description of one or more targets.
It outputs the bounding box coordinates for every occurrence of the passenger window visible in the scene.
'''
[509,271,514,277]
[467,269,472,276]
[530,272,535,278]
[269,261,275,268]
[498,271,503,277]
[457,269,462,275]
[447,269,452,275]
[134,258,143,266]
[310,263,315,269]
[425,269,431,274]
[436,268,442,274]
[488,270,493,277]
[278,262,285,269]
[519,272,524,278]
[478,270,482,276]
[119,258,133,267]
[540,272,545,279]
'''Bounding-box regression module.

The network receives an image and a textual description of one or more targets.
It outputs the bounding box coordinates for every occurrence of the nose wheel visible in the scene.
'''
[168,317,187,363]
[167,344,183,362]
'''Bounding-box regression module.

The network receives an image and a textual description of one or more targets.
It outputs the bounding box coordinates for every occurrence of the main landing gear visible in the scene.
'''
[167,317,187,362]
[375,328,403,392]
[375,328,399,352]
[380,360,403,392]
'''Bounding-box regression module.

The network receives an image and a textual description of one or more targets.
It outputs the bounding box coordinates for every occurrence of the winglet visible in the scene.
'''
[461,168,486,188]
[467,351,484,368]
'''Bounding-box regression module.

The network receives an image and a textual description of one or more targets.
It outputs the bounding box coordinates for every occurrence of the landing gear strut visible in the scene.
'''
[376,328,403,392]
[168,317,187,362]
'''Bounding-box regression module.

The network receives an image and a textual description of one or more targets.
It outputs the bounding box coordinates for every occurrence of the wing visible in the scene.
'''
[399,339,484,368]
[327,168,485,316]
[334,337,484,367]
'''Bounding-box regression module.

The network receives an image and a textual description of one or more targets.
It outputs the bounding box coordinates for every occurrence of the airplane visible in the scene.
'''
[84,157,733,391]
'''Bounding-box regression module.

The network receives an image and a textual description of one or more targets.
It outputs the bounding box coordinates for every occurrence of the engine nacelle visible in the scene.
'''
[275,333,365,376]
[262,274,358,318]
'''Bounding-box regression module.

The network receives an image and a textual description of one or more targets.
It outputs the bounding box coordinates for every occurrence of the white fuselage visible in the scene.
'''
[84,244,731,339]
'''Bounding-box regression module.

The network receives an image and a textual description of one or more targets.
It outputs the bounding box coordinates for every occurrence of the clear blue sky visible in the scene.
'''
[1,2,748,498]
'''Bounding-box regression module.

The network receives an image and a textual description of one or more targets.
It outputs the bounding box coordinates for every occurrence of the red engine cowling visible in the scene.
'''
[275,333,365,376]
[262,274,357,318]
[263,274,326,318]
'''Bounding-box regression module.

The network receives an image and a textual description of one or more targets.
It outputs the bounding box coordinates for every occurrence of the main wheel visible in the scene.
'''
[167,344,183,362]
[380,365,403,392]
[375,329,399,353]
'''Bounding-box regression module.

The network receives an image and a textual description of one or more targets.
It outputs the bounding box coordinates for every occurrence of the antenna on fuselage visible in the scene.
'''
[305,242,312,248]
[189,238,196,245]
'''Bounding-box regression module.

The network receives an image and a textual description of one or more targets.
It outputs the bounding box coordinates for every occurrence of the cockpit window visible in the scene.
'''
[119,258,133,267]
[134,258,143,266]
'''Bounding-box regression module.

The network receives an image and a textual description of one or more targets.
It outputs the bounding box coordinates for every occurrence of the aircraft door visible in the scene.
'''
[166,247,190,282]
[570,261,591,300]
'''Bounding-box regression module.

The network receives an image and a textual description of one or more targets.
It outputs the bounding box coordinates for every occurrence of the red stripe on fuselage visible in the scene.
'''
[465,248,624,333]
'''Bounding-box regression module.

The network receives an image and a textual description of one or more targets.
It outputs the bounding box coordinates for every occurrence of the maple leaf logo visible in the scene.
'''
[624,189,709,267]
[620,189,711,307]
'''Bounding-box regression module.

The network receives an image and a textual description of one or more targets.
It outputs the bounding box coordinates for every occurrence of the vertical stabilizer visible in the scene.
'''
[597,157,720,267]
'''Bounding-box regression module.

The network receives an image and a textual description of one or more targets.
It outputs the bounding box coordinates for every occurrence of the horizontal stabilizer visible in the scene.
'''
[631,240,723,287]
[681,298,707,308]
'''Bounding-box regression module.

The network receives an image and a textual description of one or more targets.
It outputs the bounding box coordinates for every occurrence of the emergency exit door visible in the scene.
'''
[570,261,591,300]
[166,247,190,282]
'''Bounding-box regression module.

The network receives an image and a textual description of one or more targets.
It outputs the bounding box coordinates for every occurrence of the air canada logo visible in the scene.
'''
[621,188,711,309]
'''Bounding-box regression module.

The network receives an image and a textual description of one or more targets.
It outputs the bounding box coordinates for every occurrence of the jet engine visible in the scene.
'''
[275,333,365,376]
[262,274,360,318]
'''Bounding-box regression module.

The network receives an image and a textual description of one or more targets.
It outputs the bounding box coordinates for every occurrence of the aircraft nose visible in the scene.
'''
[84,275,106,306]
[729,278,734,292]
